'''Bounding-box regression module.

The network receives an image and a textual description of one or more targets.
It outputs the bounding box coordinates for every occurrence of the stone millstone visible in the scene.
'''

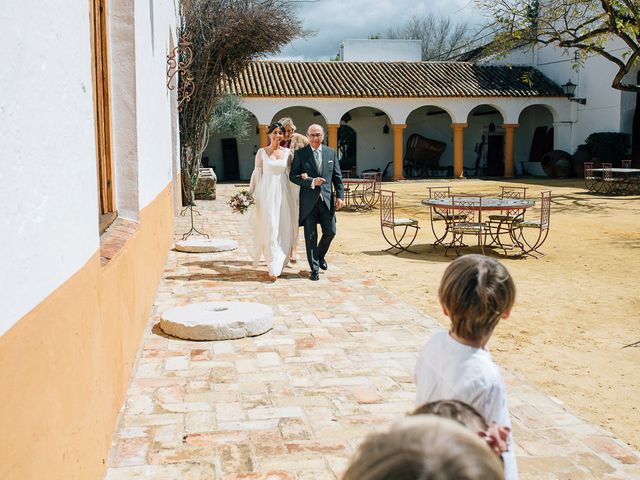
[160,302,273,341]
[174,238,238,253]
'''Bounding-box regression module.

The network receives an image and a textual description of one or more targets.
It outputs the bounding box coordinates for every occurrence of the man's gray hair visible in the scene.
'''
[306,124,324,135]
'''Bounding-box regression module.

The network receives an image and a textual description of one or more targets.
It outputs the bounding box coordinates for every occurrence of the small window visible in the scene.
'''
[90,0,116,233]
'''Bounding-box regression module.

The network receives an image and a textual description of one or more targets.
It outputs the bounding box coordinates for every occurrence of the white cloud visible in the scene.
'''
[272,0,485,60]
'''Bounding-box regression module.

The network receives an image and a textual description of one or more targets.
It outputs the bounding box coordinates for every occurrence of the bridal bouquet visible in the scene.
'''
[228,190,254,214]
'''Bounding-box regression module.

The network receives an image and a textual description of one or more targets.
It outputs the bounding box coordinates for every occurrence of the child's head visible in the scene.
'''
[412,399,488,433]
[438,254,515,342]
[412,400,511,459]
[342,416,504,480]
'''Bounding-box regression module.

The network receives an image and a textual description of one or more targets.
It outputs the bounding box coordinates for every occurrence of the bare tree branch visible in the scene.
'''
[173,0,304,204]
[376,13,475,61]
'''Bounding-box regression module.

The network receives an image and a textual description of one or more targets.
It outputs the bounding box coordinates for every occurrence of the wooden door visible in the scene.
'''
[221,138,240,181]
[486,133,505,176]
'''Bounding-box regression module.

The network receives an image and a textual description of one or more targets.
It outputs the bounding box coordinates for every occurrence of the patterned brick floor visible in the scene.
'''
[105,184,639,480]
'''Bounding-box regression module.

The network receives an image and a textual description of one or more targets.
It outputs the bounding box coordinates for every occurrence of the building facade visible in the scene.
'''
[205,37,638,182]
[483,38,639,154]
[0,1,180,478]
[205,61,568,181]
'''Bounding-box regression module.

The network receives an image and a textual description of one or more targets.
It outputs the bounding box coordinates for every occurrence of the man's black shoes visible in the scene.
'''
[319,258,328,271]
[310,270,320,281]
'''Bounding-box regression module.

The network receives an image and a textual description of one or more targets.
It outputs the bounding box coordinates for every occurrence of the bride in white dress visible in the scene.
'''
[248,122,302,280]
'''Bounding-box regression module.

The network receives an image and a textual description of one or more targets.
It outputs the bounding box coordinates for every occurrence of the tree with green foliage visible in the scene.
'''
[476,0,640,92]
[209,94,251,140]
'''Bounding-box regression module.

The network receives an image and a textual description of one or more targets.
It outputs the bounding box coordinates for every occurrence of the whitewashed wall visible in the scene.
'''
[344,108,394,175]
[485,39,637,151]
[0,0,178,337]
[242,97,568,133]
[0,3,100,336]
[241,97,569,177]
[271,106,327,131]
[516,105,554,161]
[135,0,178,208]
[340,39,422,62]
[204,117,261,181]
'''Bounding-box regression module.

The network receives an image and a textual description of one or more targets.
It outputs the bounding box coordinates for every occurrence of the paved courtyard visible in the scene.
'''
[105,184,639,480]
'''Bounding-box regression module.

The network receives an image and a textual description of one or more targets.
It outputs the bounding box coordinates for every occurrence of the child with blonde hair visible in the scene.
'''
[415,254,518,479]
[342,416,504,480]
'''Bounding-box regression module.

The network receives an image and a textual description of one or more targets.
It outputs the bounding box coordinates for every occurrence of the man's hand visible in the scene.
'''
[335,198,345,210]
[312,177,325,187]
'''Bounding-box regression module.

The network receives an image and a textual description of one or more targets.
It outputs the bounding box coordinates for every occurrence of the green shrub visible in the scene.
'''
[209,94,250,140]
[584,132,630,164]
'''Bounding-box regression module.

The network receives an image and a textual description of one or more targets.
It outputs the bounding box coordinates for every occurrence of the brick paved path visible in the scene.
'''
[105,185,639,480]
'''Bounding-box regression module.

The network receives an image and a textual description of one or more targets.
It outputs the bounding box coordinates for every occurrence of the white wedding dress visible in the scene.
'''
[247,147,299,277]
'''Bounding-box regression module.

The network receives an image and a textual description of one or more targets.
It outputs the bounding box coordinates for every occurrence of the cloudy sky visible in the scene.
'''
[272,0,487,60]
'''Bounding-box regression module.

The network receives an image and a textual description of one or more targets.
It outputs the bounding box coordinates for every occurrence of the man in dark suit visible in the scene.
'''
[289,124,345,281]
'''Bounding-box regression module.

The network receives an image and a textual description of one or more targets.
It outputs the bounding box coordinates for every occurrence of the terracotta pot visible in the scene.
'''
[571,146,592,178]
[540,150,572,178]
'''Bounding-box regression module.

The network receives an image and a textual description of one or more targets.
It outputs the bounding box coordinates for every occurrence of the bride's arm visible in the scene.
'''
[249,149,263,195]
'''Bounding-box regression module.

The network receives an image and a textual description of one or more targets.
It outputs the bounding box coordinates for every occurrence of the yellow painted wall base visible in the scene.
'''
[0,183,174,480]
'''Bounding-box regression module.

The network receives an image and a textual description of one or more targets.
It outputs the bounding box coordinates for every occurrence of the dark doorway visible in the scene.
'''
[221,138,239,181]
[632,71,640,165]
[338,124,357,174]
[486,132,505,176]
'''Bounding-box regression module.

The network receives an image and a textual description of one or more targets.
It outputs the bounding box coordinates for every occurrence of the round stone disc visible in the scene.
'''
[160,302,273,341]
[174,238,238,253]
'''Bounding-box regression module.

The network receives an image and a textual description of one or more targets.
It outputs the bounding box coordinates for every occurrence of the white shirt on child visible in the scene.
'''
[415,330,518,480]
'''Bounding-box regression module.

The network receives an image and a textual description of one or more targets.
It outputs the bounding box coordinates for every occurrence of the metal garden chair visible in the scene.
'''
[362,171,382,207]
[510,190,551,258]
[445,195,488,256]
[427,186,453,248]
[583,162,597,192]
[379,189,420,254]
[487,186,528,250]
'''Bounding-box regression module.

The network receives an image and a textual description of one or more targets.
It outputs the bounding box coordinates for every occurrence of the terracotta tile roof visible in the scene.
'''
[224,61,564,98]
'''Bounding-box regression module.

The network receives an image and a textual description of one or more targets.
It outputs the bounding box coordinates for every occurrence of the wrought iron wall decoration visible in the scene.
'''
[166,37,195,112]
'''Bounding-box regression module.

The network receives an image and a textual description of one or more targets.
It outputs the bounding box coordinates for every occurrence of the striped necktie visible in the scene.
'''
[313,148,322,175]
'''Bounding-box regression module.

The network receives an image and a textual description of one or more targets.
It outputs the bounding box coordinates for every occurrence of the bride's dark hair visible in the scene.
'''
[267,122,284,134]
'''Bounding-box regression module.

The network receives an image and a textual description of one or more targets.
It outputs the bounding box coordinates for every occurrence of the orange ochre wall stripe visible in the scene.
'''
[0,182,175,480]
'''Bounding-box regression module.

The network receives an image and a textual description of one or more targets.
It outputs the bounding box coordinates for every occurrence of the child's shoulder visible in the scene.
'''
[419,330,496,367]
[420,329,449,346]
[418,330,450,356]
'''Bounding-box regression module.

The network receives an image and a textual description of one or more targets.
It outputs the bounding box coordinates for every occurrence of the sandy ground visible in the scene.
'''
[330,178,640,451]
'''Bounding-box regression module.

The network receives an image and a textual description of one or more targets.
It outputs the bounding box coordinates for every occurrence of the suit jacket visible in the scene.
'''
[289,144,344,225]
